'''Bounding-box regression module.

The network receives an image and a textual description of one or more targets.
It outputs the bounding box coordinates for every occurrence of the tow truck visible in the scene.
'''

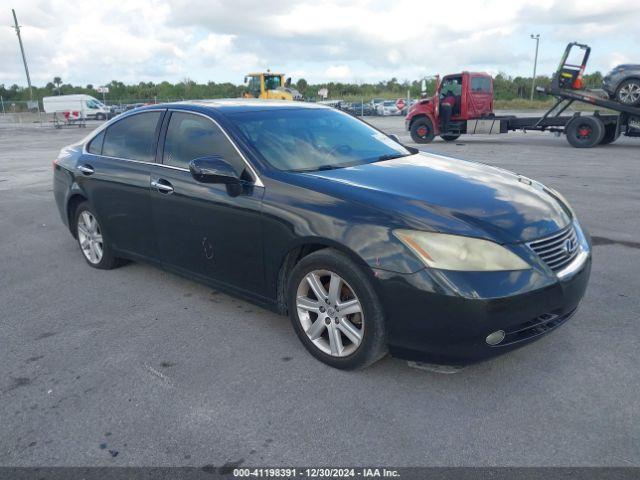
[406,42,640,148]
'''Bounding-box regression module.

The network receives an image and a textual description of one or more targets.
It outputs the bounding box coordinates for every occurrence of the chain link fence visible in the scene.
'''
[0,95,417,127]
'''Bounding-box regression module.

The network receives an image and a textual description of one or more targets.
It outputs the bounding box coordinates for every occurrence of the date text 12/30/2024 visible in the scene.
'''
[233,468,400,478]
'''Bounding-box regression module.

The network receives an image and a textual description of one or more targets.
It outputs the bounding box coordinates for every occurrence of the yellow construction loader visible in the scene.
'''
[243,72,303,101]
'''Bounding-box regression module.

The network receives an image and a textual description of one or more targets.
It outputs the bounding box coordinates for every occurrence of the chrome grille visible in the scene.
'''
[528,225,579,272]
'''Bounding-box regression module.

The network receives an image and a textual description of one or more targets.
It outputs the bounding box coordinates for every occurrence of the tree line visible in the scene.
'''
[0,72,605,105]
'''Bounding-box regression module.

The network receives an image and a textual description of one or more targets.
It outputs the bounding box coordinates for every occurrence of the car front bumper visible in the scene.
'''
[373,241,592,365]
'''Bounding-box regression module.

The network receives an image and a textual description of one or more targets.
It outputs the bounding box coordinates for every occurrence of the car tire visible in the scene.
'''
[615,79,640,106]
[73,201,122,270]
[599,123,621,145]
[441,134,461,142]
[287,249,387,370]
[410,117,435,144]
[565,116,605,148]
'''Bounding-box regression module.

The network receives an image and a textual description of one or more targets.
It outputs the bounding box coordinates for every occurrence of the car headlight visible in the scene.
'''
[393,230,530,271]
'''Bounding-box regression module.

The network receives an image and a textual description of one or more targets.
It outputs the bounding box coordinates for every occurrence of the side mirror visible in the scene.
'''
[285,77,292,87]
[421,79,428,97]
[189,156,241,185]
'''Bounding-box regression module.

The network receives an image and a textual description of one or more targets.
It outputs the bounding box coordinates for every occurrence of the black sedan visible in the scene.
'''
[53,100,591,369]
[602,64,640,106]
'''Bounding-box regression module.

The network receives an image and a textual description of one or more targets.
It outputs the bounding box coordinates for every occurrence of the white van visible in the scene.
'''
[42,94,109,120]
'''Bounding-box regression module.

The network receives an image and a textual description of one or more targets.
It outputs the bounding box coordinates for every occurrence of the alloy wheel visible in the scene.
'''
[296,269,364,357]
[618,82,640,104]
[77,211,104,264]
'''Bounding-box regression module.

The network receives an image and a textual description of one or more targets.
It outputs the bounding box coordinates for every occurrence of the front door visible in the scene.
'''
[150,110,266,297]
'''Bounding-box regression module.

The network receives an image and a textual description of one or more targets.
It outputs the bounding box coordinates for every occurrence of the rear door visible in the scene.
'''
[150,110,266,296]
[78,110,164,260]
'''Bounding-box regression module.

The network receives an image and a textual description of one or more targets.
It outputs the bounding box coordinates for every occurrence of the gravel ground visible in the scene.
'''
[0,116,638,467]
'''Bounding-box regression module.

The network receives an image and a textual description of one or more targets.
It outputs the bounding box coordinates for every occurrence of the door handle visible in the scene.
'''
[151,179,174,194]
[78,164,94,175]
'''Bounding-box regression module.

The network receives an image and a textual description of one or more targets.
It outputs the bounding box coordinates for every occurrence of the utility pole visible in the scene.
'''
[12,9,33,102]
[530,34,540,101]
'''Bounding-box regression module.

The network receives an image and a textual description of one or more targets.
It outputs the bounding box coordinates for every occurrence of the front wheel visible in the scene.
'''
[565,116,605,148]
[410,117,435,144]
[615,79,640,106]
[287,249,387,370]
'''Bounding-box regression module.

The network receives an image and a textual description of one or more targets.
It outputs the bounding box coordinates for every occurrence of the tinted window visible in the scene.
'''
[471,77,491,93]
[163,112,246,175]
[102,111,162,162]
[228,108,410,172]
[87,130,105,155]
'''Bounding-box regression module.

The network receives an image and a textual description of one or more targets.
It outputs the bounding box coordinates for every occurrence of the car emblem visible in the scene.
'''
[563,239,574,256]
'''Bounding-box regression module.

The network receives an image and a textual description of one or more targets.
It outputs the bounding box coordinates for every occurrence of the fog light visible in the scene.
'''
[486,330,505,346]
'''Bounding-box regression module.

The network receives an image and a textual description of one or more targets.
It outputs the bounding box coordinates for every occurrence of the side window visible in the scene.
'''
[87,130,105,155]
[102,111,162,162]
[163,112,246,175]
[471,77,491,93]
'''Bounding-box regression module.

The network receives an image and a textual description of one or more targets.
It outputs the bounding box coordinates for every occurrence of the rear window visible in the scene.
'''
[87,130,105,155]
[471,76,491,93]
[102,111,162,162]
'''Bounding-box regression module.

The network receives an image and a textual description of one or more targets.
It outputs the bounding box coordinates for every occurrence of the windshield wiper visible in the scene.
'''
[291,164,339,173]
[374,153,410,162]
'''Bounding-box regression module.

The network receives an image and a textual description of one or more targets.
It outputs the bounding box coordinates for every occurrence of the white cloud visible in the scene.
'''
[1,0,639,87]
[325,65,352,80]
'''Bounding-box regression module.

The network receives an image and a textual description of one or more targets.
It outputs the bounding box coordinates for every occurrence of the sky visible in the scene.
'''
[1,0,639,88]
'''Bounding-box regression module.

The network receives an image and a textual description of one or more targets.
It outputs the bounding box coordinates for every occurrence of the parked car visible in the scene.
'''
[342,102,368,116]
[603,64,640,106]
[370,98,385,115]
[109,104,127,116]
[53,100,591,370]
[124,102,147,112]
[377,100,402,116]
[43,94,110,120]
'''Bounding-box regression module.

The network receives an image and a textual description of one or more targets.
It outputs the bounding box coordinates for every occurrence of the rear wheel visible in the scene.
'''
[73,202,121,269]
[600,123,621,145]
[441,134,461,142]
[410,117,435,144]
[565,116,605,148]
[615,79,640,106]
[287,249,387,370]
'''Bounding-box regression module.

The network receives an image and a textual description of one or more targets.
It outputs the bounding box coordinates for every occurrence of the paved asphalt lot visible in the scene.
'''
[1,116,639,467]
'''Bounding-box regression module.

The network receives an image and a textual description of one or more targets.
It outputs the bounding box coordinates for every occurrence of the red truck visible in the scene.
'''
[406,72,496,143]
[405,43,640,148]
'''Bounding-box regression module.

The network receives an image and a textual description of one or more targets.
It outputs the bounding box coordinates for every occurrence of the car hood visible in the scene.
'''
[300,152,571,243]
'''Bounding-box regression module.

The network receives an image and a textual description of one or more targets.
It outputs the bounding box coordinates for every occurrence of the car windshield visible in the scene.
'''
[86,99,103,109]
[227,108,410,172]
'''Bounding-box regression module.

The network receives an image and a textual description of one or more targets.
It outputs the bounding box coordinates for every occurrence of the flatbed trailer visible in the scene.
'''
[406,42,640,148]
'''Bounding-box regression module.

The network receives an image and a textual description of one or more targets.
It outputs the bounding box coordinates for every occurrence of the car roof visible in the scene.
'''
[157,98,328,114]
